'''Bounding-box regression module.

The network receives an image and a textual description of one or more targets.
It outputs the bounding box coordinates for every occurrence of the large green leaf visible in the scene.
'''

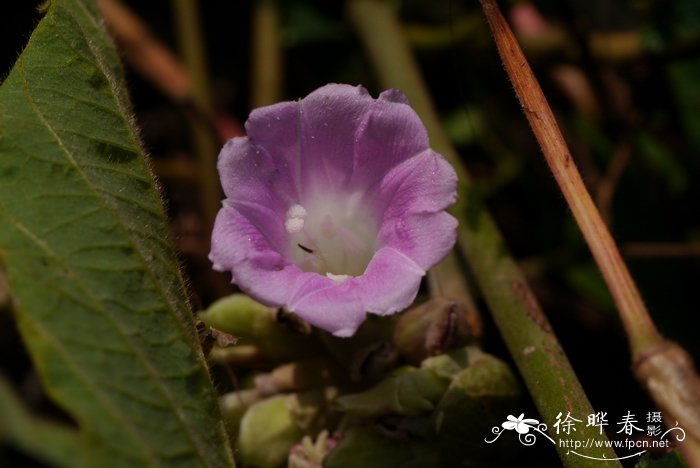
[0,1,234,466]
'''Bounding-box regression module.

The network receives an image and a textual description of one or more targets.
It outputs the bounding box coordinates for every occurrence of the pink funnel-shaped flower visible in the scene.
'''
[210,84,458,337]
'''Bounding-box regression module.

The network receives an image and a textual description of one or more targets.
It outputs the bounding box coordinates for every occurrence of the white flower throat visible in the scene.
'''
[284,192,378,281]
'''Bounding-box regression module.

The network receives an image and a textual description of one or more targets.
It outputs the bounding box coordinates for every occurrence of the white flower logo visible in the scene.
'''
[502,413,540,434]
[485,413,554,446]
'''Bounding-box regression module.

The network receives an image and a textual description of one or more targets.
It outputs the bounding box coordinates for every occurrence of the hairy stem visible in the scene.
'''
[478,0,659,353]
[348,1,617,465]
[477,0,700,463]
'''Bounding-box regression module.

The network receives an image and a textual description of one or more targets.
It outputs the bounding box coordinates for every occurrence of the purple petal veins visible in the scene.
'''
[210,84,458,337]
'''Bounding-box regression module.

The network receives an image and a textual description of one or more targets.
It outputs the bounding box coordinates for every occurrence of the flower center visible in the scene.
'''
[284,192,378,280]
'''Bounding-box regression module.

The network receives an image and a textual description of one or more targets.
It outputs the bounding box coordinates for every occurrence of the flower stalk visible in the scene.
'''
[477,0,700,463]
[348,1,617,465]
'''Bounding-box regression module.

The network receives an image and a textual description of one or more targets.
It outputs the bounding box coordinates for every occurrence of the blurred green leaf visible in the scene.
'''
[667,59,700,155]
[0,376,82,467]
[0,1,233,466]
[324,426,438,468]
[565,262,615,311]
[634,132,689,194]
[636,448,687,467]
[280,2,345,47]
[432,349,521,465]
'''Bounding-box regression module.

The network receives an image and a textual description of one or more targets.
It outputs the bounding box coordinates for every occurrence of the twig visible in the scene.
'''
[622,242,700,258]
[98,0,191,101]
[98,0,245,142]
[348,1,617,465]
[596,142,632,226]
[477,0,700,464]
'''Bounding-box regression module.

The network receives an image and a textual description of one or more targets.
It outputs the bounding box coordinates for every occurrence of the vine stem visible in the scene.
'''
[477,0,700,463]
[348,1,617,465]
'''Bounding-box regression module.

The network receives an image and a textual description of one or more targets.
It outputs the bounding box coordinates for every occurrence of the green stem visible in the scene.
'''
[348,1,618,465]
[251,0,283,108]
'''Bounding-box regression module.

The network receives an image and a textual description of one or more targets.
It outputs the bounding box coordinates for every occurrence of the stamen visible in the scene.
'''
[285,204,307,234]
[326,273,350,284]
[287,204,307,218]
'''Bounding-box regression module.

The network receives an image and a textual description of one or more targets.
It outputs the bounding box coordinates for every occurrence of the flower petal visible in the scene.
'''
[378,212,457,270]
[210,207,425,337]
[247,84,376,198]
[215,139,293,253]
[298,84,375,194]
[288,247,424,336]
[371,149,458,221]
[210,206,294,302]
[350,89,429,188]
[371,149,458,269]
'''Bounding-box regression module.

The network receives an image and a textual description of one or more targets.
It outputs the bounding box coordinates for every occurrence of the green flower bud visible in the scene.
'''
[238,395,303,468]
[219,388,263,440]
[199,294,322,361]
[393,298,482,364]
[335,367,449,417]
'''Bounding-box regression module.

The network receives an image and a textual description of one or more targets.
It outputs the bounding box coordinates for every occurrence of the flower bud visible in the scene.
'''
[237,395,303,467]
[393,298,482,364]
[199,294,322,361]
[334,367,448,417]
[219,388,263,440]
